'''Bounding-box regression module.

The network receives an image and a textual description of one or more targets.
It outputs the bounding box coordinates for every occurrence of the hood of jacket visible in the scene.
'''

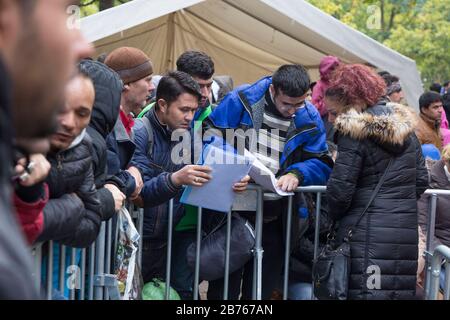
[334,102,417,154]
[319,56,340,81]
[80,59,122,138]
[430,160,450,189]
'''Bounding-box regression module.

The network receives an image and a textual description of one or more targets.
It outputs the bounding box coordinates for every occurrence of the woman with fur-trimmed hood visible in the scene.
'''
[324,64,429,300]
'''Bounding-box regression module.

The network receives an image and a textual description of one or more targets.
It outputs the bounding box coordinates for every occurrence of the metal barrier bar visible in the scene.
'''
[46,241,54,300]
[59,245,66,294]
[424,190,450,195]
[252,186,264,300]
[31,244,42,293]
[223,209,232,300]
[193,207,202,301]
[427,245,450,300]
[165,199,174,300]
[70,248,76,300]
[312,191,322,300]
[88,243,95,300]
[138,208,144,270]
[445,261,450,300]
[282,196,293,300]
[106,219,112,275]
[80,249,86,300]
[94,222,106,300]
[424,194,438,296]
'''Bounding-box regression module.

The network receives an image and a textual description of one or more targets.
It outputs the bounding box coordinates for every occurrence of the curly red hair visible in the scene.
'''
[326,64,386,111]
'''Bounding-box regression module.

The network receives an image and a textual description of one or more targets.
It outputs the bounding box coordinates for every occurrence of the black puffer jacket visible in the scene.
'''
[37,135,102,248]
[327,102,428,300]
[80,59,122,220]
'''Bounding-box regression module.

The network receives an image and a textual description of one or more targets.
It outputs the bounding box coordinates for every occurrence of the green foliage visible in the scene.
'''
[308,0,449,86]
[79,0,132,17]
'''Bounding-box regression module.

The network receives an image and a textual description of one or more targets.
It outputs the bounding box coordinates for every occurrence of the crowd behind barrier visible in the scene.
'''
[30,186,449,300]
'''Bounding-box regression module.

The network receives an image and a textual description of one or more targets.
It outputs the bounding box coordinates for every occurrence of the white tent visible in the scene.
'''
[81,0,423,109]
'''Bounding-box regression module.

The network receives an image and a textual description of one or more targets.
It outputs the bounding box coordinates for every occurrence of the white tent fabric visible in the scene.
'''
[81,0,423,109]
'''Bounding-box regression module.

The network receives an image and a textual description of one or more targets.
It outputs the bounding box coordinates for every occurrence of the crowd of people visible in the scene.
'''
[0,1,449,301]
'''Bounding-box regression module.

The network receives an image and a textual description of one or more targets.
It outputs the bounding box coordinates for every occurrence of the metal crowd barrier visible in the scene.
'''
[423,189,450,300]
[31,186,326,300]
[30,204,144,300]
[426,245,450,300]
[31,185,450,300]
[163,185,327,301]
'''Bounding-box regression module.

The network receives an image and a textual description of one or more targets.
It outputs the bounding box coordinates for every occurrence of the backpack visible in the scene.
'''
[134,116,154,158]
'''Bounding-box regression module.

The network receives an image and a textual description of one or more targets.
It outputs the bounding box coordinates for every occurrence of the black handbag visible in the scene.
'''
[186,213,255,281]
[312,159,393,300]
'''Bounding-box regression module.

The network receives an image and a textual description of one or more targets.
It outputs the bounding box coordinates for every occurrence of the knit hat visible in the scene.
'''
[105,47,153,84]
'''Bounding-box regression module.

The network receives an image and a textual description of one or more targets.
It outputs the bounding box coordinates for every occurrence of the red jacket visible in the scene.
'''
[13,183,49,244]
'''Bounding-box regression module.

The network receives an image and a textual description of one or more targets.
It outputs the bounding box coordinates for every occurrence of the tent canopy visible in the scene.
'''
[81,0,423,109]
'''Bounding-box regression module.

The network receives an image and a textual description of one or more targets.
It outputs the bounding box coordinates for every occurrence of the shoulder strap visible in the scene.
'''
[347,158,394,239]
[137,102,155,119]
[193,105,212,131]
[135,116,154,158]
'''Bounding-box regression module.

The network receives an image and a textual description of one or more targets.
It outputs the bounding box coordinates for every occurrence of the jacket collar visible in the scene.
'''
[148,106,172,139]
[334,102,417,151]
[430,160,450,189]
[419,112,441,131]
[114,116,134,143]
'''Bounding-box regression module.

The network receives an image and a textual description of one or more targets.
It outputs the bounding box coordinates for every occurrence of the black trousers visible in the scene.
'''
[207,215,284,300]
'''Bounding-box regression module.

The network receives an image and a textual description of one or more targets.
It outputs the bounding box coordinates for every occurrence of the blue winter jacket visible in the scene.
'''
[208,76,332,186]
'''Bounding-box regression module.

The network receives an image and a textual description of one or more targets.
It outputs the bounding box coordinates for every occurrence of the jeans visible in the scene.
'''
[288,282,314,300]
[171,230,196,300]
[141,239,167,283]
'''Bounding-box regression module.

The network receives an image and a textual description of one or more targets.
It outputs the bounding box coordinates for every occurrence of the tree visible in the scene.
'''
[79,0,131,16]
[308,0,449,86]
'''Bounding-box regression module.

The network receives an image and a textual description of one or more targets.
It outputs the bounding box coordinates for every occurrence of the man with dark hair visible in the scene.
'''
[131,71,249,289]
[416,91,444,150]
[139,50,223,124]
[37,72,102,248]
[206,64,333,299]
[0,0,92,299]
[131,71,209,285]
[176,50,215,109]
[380,72,404,103]
[430,82,442,94]
[443,81,450,95]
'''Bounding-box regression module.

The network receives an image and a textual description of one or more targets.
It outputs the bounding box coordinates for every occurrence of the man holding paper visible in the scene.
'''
[130,71,249,294]
[205,64,333,299]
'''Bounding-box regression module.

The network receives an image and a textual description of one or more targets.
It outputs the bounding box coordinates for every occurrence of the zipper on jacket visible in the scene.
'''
[285,126,317,146]
[56,154,64,170]
[237,91,255,126]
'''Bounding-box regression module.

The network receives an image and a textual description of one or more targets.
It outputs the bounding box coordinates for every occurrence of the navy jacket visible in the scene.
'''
[130,108,184,240]
[106,118,136,197]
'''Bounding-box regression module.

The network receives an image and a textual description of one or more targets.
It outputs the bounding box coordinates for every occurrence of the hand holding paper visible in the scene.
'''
[180,144,252,212]
[244,149,294,196]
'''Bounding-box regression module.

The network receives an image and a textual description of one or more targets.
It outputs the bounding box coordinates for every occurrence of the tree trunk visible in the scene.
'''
[99,0,114,11]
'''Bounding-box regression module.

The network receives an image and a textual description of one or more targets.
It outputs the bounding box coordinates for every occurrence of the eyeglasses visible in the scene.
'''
[279,101,306,111]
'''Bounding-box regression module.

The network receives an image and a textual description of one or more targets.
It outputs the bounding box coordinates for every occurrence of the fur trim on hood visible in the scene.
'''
[334,102,417,150]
